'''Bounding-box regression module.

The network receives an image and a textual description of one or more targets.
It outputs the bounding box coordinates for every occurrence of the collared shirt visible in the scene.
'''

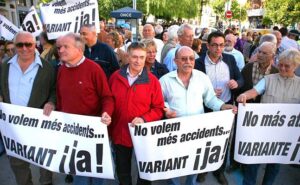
[252,62,271,85]
[65,56,85,68]
[205,54,231,103]
[223,48,245,71]
[8,53,43,106]
[126,67,143,86]
[159,69,224,117]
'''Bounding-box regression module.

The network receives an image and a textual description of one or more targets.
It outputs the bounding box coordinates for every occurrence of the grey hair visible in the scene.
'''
[13,31,36,43]
[167,25,179,41]
[259,41,277,55]
[259,34,277,46]
[279,48,300,65]
[80,24,96,32]
[177,23,193,37]
[64,32,85,51]
[143,24,155,33]
[175,46,194,58]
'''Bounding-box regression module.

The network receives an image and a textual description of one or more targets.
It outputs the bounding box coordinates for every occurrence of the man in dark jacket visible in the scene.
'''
[80,24,119,79]
[194,31,244,185]
[0,31,56,185]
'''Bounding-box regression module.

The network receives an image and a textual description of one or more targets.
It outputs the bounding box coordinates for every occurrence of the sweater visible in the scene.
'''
[57,58,114,116]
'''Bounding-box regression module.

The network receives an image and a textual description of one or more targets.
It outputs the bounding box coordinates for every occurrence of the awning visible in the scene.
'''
[110,7,142,19]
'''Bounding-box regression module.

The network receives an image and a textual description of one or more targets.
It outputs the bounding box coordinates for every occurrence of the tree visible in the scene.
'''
[211,0,248,21]
[264,0,300,27]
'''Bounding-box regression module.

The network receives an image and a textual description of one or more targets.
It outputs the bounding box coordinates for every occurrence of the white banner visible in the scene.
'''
[129,110,234,181]
[21,6,43,37]
[235,103,300,164]
[0,103,114,179]
[40,0,100,40]
[0,15,20,41]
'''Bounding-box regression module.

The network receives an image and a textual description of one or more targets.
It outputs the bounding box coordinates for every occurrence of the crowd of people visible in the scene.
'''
[0,21,299,185]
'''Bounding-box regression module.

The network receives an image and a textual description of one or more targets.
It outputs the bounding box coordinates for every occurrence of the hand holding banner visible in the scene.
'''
[129,110,234,181]
[235,103,300,164]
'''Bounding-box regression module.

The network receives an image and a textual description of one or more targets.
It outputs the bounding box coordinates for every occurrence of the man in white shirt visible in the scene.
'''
[142,24,164,62]
[223,33,245,71]
[160,46,235,185]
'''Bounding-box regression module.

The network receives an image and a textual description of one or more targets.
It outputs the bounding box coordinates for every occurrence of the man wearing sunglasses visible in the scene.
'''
[0,31,56,185]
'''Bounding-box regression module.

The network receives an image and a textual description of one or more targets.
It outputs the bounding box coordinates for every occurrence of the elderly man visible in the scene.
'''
[0,31,56,185]
[223,33,245,71]
[56,33,114,185]
[160,46,235,185]
[142,24,164,62]
[240,42,279,103]
[79,24,119,78]
[109,42,164,185]
[164,23,199,71]
[160,25,179,63]
[195,31,244,185]
[271,30,285,66]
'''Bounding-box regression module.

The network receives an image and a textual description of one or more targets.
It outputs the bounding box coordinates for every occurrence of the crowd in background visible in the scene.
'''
[0,21,299,185]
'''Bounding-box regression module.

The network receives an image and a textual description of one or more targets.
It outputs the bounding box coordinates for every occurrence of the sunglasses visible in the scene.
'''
[15,42,34,48]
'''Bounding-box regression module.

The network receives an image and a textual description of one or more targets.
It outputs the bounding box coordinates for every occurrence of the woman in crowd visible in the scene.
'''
[106,31,128,67]
[236,48,300,185]
[142,39,169,79]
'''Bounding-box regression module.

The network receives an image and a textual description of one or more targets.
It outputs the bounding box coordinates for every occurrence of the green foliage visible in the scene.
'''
[264,0,300,26]
[211,0,247,21]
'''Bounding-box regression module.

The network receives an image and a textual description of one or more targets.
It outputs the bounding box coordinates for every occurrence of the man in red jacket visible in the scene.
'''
[109,42,165,185]
[56,33,114,185]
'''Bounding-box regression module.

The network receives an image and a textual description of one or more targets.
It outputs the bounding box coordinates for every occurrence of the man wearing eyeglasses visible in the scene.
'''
[0,31,56,185]
[240,42,279,103]
[160,46,235,185]
[108,42,165,185]
[194,31,244,185]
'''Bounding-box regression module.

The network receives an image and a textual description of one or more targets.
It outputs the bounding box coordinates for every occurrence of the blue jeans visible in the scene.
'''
[167,174,197,185]
[243,164,280,185]
[73,176,104,185]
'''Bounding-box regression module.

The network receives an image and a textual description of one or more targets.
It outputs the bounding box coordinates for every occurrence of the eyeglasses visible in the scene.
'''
[258,49,272,56]
[210,43,225,48]
[278,63,292,69]
[15,42,34,48]
[6,48,15,52]
[176,56,195,62]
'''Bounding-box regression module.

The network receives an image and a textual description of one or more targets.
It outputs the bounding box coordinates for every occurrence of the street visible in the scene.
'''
[0,153,299,185]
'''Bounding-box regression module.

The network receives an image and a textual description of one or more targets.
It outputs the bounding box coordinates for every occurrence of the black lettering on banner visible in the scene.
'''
[151,121,180,135]
[59,140,99,174]
[288,114,300,127]
[193,141,222,170]
[41,119,62,131]
[242,111,258,127]
[73,8,95,33]
[139,156,188,173]
[2,23,18,35]
[238,141,292,156]
[260,111,286,127]
[21,14,41,33]
[45,22,72,33]
[0,109,6,121]
[3,136,56,166]
[8,114,39,127]
[134,125,147,136]
[157,133,177,146]
[290,136,300,162]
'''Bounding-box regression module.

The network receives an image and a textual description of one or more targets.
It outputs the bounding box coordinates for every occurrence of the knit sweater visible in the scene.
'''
[57,58,114,116]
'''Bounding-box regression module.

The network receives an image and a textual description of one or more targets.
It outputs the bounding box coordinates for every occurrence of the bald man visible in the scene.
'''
[160,46,235,185]
[224,33,245,71]
[142,24,164,62]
